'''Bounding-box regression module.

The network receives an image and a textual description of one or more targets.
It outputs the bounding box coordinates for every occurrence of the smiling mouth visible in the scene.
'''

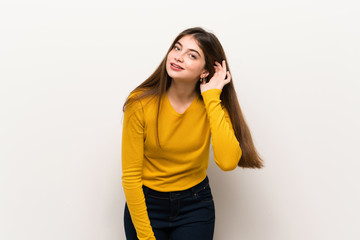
[170,63,184,70]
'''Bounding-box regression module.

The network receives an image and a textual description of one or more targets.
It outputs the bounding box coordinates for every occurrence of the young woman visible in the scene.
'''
[121,27,264,240]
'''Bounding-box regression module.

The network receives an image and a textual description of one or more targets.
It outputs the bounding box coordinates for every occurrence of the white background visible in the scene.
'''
[1,0,359,239]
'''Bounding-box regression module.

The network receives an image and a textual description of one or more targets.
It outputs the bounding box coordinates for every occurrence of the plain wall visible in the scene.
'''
[1,0,359,239]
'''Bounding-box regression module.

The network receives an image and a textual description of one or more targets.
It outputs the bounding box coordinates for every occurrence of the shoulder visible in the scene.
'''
[125,90,158,114]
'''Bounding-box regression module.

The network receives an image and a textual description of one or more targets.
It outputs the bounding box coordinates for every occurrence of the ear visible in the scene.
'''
[201,70,209,78]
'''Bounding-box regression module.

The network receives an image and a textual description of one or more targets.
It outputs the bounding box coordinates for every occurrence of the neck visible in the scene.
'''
[167,79,198,102]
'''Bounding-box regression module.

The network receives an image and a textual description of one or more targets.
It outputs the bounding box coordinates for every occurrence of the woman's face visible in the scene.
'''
[166,35,208,83]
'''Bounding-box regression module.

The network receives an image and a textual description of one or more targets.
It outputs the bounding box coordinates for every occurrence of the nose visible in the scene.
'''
[174,52,184,62]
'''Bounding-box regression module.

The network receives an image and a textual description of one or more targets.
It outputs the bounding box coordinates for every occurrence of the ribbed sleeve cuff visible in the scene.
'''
[201,88,222,105]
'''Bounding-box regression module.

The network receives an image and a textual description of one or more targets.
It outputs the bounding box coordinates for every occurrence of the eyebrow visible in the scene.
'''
[175,41,202,57]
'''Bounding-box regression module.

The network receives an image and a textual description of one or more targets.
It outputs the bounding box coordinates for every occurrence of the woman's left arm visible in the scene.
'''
[200,60,241,171]
[201,88,242,171]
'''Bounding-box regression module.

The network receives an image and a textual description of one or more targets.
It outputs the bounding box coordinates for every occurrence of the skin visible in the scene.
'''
[166,35,232,111]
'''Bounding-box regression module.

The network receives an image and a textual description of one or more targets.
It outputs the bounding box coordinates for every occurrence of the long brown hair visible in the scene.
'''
[122,27,264,169]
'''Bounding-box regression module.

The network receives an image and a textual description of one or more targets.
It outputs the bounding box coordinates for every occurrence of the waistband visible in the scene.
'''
[142,176,209,200]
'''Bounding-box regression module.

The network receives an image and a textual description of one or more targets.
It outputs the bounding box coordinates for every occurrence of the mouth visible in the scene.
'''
[170,62,184,70]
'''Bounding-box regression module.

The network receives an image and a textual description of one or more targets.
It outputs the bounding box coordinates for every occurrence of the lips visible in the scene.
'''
[170,62,184,70]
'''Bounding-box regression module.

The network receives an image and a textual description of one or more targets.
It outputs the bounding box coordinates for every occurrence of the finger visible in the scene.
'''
[215,60,225,76]
[214,62,219,70]
[216,61,225,73]
[225,71,231,84]
[215,61,222,69]
[213,65,218,72]
[222,60,227,72]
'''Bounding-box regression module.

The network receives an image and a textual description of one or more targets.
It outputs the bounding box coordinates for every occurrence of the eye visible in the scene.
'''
[173,46,180,51]
[189,54,197,59]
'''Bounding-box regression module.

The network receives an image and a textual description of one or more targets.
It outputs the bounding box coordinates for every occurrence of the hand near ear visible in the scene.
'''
[200,60,231,94]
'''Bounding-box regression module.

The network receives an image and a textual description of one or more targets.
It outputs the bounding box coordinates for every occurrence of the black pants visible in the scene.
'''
[124,176,215,240]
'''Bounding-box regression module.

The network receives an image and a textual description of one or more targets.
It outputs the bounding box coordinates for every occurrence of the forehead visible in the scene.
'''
[176,35,203,53]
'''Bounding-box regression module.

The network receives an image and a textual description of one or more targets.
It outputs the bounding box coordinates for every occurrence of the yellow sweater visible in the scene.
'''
[121,88,242,240]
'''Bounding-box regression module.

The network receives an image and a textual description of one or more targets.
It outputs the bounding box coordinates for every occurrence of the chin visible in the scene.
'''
[167,69,182,79]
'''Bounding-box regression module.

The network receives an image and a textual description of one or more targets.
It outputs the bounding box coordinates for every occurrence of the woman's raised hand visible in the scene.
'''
[200,60,231,93]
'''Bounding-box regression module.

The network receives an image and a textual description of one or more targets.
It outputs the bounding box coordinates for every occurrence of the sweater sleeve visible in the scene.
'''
[121,98,156,240]
[201,88,242,171]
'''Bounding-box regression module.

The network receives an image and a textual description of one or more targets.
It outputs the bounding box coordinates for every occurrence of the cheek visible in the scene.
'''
[165,54,173,68]
[187,61,205,73]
